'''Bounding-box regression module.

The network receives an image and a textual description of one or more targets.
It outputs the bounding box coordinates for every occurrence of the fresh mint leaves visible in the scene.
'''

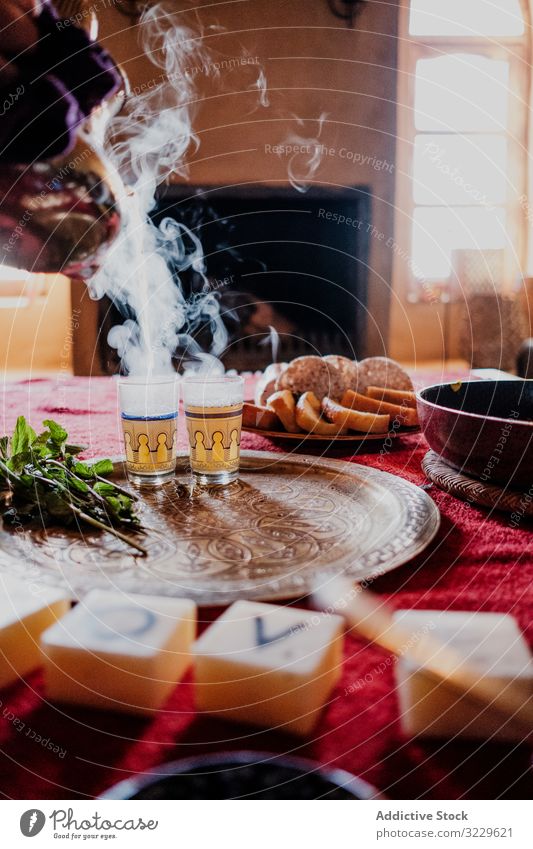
[0,417,147,555]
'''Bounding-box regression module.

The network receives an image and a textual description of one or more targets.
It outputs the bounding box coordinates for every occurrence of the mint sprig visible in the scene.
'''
[0,416,147,556]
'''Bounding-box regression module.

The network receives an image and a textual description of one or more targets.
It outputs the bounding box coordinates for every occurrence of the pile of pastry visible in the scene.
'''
[243,355,419,436]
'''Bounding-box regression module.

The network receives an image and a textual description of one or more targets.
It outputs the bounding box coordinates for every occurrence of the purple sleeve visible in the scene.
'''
[0,1,122,162]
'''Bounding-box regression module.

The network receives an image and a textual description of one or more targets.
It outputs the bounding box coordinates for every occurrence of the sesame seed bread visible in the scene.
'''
[275,355,346,400]
[354,357,413,396]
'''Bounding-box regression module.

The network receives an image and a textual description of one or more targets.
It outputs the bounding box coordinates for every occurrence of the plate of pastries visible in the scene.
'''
[242,355,420,442]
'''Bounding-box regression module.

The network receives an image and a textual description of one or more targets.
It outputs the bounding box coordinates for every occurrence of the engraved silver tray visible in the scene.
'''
[0,451,440,605]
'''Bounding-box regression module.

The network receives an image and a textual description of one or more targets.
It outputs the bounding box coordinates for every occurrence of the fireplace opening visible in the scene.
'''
[94,185,371,373]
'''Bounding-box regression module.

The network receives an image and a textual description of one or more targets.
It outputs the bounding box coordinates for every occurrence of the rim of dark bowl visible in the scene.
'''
[416,380,533,428]
[99,750,383,800]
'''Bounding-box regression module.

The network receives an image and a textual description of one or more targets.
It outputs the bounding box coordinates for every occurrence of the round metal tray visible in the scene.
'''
[0,450,439,605]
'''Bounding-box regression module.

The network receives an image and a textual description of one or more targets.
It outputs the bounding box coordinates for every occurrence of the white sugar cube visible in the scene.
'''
[41,589,196,715]
[0,575,70,689]
[394,609,533,741]
[194,600,344,736]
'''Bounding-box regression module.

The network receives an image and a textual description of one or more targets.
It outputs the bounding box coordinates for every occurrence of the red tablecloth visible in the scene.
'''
[0,372,532,800]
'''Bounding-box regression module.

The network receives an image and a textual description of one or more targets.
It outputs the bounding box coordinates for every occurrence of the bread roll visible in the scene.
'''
[366,386,417,409]
[354,357,413,396]
[242,403,281,431]
[323,355,359,393]
[276,355,345,400]
[266,390,301,433]
[295,392,347,435]
[341,389,418,427]
[255,363,287,406]
[322,397,390,433]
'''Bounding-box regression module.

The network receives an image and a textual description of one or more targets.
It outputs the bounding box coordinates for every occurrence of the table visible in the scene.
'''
[0,372,532,800]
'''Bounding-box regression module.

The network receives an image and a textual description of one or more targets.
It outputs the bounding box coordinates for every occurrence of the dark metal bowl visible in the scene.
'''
[417,380,533,488]
[99,751,381,800]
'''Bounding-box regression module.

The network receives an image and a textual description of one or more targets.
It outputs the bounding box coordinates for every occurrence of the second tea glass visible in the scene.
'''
[182,375,244,486]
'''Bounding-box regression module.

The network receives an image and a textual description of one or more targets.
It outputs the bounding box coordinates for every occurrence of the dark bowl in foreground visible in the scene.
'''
[99,751,380,800]
[417,380,533,488]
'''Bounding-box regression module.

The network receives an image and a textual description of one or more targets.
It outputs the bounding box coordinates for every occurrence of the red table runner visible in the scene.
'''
[0,372,532,800]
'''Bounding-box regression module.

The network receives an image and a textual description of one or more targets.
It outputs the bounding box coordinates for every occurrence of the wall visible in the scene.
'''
[0,275,72,375]
[388,298,463,363]
[98,0,400,357]
[1,0,400,372]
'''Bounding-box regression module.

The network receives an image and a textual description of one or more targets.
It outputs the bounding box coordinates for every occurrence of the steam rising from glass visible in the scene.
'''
[89,3,268,378]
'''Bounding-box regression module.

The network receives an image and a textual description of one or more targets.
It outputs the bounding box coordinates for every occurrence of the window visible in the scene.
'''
[409,0,525,37]
[394,0,530,300]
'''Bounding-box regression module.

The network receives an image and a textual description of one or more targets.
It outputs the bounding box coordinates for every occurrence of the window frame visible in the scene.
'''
[393,0,531,301]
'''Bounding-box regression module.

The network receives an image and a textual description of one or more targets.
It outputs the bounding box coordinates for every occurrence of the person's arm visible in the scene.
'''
[0,0,120,162]
[0,1,42,86]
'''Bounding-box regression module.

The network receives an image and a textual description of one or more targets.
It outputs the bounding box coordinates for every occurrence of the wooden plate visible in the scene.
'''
[0,451,439,606]
[243,425,420,443]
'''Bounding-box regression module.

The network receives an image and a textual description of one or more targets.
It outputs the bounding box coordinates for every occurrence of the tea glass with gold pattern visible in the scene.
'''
[182,375,244,486]
[118,376,179,485]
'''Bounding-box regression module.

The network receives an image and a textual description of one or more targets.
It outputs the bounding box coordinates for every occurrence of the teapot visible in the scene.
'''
[0,138,123,279]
